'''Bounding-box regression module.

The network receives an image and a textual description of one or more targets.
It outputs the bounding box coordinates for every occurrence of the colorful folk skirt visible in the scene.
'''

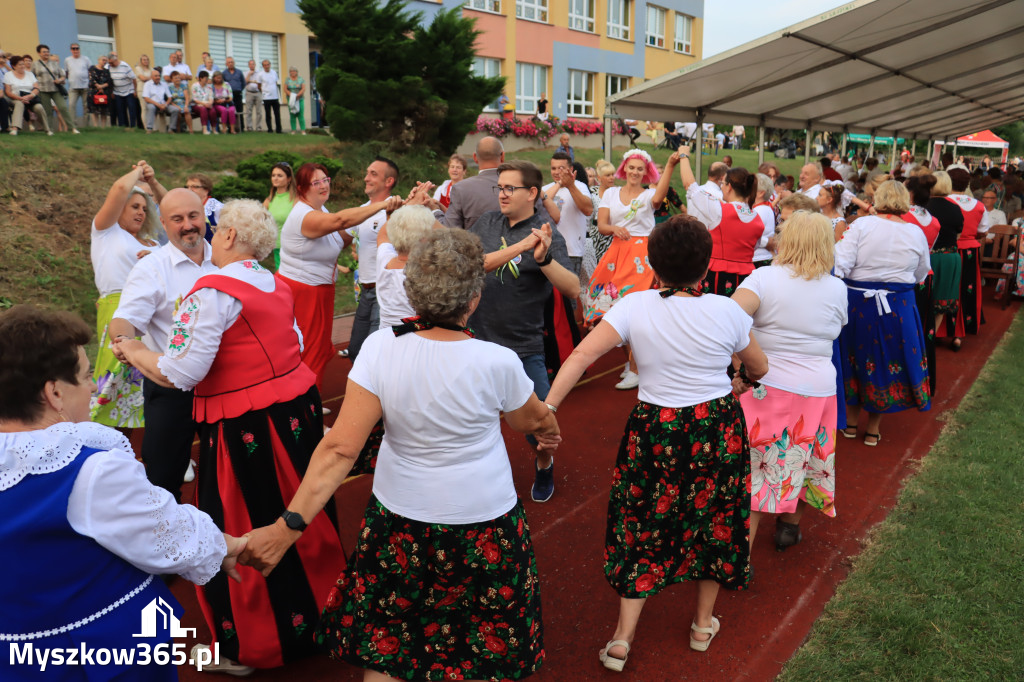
[316,496,544,682]
[841,280,931,414]
[701,269,748,297]
[605,397,751,597]
[915,274,938,398]
[582,236,655,325]
[940,246,983,338]
[348,418,382,477]
[276,273,336,392]
[89,292,145,428]
[739,384,837,517]
[194,386,347,669]
[930,249,962,318]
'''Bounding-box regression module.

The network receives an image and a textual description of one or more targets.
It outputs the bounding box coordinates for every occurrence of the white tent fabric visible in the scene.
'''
[607,0,1024,141]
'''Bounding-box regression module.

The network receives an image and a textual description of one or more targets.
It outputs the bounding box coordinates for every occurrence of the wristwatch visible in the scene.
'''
[538,251,553,266]
[280,510,307,532]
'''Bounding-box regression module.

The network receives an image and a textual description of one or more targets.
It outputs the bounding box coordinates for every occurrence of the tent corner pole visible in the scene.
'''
[694,110,705,185]
[891,133,899,172]
[804,123,812,166]
[757,118,765,167]
[603,100,614,164]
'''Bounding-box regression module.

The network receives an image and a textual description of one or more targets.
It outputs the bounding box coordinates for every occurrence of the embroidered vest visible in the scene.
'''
[709,202,765,275]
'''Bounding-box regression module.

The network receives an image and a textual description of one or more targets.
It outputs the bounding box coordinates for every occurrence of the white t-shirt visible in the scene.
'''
[64,55,92,89]
[163,63,192,81]
[834,214,931,284]
[375,243,414,329]
[737,265,848,396]
[543,180,590,257]
[3,70,37,94]
[256,69,279,99]
[346,204,386,285]
[350,329,534,524]
[432,179,452,202]
[752,204,776,262]
[277,202,346,286]
[90,220,153,297]
[599,186,657,237]
[602,290,752,407]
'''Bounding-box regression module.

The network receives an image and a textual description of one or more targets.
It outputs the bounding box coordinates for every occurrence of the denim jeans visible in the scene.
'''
[521,353,549,448]
[347,286,379,362]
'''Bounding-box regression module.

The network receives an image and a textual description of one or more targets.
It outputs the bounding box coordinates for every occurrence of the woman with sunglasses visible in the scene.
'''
[276,163,401,392]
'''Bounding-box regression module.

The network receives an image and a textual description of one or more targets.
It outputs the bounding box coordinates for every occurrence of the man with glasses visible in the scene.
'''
[468,160,579,503]
[981,190,1007,227]
[64,44,91,128]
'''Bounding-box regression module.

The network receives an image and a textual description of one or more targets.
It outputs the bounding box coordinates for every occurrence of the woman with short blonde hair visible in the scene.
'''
[732,211,847,553]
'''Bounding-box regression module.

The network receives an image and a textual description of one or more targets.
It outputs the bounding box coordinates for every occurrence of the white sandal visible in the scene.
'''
[689,617,720,652]
[599,639,630,671]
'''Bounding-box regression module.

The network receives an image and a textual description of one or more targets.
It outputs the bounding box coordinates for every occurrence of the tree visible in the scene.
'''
[300,0,504,153]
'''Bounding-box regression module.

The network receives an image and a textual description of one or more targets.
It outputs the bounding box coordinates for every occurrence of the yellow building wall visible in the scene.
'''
[0,13,41,55]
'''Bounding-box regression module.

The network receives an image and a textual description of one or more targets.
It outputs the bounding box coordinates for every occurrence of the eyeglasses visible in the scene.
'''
[493,185,529,197]
[71,46,80,50]
[186,184,205,190]
[311,177,331,187]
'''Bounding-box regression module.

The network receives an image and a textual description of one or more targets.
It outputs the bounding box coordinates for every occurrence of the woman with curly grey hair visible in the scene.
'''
[240,228,561,682]
[117,198,345,675]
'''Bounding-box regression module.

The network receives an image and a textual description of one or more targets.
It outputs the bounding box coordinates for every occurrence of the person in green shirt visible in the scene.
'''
[263,161,298,269]
[284,67,305,135]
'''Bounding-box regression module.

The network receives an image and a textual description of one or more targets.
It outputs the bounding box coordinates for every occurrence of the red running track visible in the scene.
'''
[171,289,1019,681]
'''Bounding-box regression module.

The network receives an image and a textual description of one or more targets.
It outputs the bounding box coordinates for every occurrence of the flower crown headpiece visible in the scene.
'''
[621,149,654,165]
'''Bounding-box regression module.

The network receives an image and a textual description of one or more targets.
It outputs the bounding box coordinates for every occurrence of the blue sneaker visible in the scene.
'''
[531,459,554,503]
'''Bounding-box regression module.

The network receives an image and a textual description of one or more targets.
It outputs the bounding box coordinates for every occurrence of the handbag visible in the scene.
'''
[93,92,108,106]
[19,91,41,108]
[39,60,68,98]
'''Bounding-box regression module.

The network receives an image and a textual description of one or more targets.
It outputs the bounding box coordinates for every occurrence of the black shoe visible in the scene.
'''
[775,520,802,551]
[531,459,554,502]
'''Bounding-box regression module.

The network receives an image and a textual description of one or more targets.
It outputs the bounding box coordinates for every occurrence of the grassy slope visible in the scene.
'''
[780,315,1024,680]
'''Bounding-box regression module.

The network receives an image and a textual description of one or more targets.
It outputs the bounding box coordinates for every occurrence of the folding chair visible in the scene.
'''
[980,223,1022,309]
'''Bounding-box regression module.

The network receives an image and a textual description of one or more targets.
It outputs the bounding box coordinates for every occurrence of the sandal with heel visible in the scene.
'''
[689,617,720,652]
[864,432,881,447]
[841,424,858,439]
[599,640,630,671]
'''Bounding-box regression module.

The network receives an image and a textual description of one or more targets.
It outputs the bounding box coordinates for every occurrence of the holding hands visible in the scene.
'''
[238,519,302,577]
[532,222,553,263]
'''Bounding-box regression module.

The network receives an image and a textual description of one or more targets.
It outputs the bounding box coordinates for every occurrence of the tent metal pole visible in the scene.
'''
[891,134,899,172]
[841,131,848,158]
[603,100,613,164]
[694,111,705,183]
[868,133,875,159]
[758,124,765,167]
[804,124,812,165]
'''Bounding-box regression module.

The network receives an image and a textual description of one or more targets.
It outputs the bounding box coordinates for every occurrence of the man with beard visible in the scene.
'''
[109,186,216,499]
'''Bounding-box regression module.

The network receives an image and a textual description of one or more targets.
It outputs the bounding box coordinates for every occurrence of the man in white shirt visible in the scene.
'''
[796,162,823,200]
[732,124,745,149]
[243,59,263,131]
[256,60,282,133]
[106,52,136,130]
[109,188,216,500]
[714,130,726,154]
[345,157,398,362]
[687,161,727,230]
[162,51,192,83]
[541,151,592,278]
[981,190,1008,226]
[64,43,91,126]
[141,69,171,132]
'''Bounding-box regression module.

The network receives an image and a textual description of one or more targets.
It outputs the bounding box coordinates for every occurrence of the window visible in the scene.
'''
[208,27,281,74]
[152,21,184,67]
[646,6,666,48]
[567,70,594,117]
[607,0,631,40]
[674,13,693,54]
[568,0,595,32]
[515,62,547,113]
[606,74,629,98]
[516,0,548,23]
[76,12,114,64]
[472,57,502,111]
[467,0,502,12]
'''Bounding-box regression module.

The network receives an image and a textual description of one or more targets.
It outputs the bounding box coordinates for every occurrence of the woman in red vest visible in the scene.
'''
[119,198,346,675]
[678,145,765,295]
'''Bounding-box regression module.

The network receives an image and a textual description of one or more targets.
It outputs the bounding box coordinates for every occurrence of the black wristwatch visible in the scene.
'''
[538,251,553,266]
[280,510,307,532]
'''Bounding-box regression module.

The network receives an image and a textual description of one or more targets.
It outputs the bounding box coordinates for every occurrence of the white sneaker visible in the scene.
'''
[615,370,640,390]
[322,406,332,415]
[183,460,197,483]
[620,363,630,379]
[203,129,211,135]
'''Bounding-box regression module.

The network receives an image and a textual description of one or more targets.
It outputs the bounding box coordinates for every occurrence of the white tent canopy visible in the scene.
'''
[605,0,1024,166]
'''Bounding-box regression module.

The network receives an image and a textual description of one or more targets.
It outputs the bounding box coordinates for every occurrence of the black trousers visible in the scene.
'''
[263,98,282,132]
[141,378,197,501]
[232,90,244,131]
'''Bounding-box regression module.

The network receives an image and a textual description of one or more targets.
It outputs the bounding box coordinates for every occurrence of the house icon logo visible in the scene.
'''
[133,597,196,638]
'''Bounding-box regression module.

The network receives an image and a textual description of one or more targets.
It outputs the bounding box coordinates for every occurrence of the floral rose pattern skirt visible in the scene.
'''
[604,397,751,597]
[700,269,748,297]
[316,497,544,681]
[739,384,837,517]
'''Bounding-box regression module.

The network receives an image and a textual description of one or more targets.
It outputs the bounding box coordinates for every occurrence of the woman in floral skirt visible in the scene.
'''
[240,229,561,682]
[732,212,848,552]
[547,215,768,669]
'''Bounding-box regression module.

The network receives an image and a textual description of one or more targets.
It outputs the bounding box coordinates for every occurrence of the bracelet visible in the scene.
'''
[544,403,558,413]
[538,252,553,266]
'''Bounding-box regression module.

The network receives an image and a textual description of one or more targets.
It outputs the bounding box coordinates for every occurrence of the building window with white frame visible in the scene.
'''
[606,74,629,98]
[76,12,115,65]
[472,57,502,111]
[152,21,185,67]
[607,0,631,40]
[568,0,595,32]
[674,13,693,54]
[516,62,547,113]
[646,6,666,48]
[208,27,281,75]
[467,0,502,13]
[516,0,549,23]
[567,70,594,117]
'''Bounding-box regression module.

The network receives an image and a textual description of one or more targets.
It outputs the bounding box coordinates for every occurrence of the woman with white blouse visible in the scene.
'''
[3,55,50,135]
[752,173,777,267]
[431,153,467,210]
[89,162,163,429]
[834,181,931,446]
[548,216,768,668]
[240,229,560,681]
[0,305,244,680]
[732,212,848,552]
[375,204,436,329]
[276,162,400,391]
[119,200,346,675]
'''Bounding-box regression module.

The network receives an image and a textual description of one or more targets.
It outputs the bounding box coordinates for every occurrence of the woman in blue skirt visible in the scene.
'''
[835,180,932,446]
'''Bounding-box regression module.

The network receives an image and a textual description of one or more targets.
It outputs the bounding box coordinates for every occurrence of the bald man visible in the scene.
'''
[109,185,216,499]
[434,136,506,230]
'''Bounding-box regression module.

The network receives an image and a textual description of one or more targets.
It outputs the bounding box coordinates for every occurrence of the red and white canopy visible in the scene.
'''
[932,129,1010,168]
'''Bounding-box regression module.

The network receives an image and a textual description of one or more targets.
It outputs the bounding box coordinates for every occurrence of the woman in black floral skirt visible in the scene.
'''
[241,228,561,682]
[546,215,768,670]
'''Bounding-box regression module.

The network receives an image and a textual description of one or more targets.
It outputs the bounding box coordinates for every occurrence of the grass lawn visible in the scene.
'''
[780,313,1024,680]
